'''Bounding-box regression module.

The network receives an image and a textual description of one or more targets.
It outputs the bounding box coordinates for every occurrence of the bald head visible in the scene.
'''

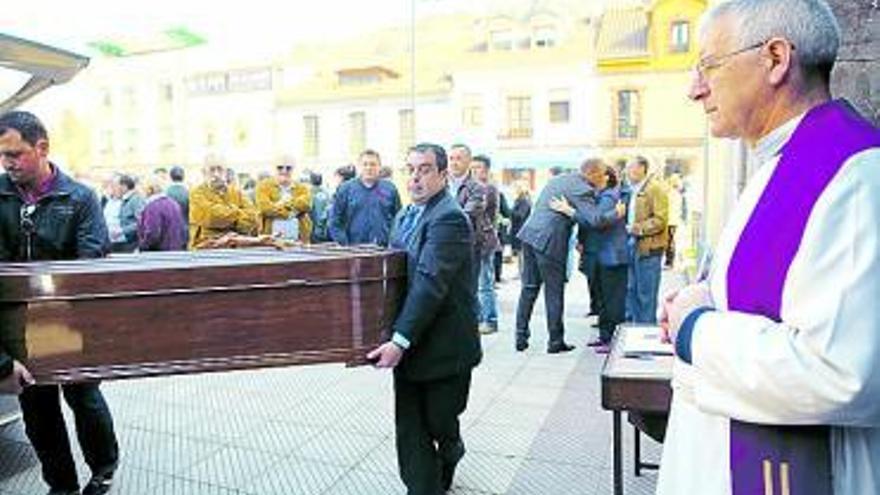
[202,154,227,190]
[581,158,609,189]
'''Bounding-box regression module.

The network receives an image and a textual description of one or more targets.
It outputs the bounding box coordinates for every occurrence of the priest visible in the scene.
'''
[659,0,880,494]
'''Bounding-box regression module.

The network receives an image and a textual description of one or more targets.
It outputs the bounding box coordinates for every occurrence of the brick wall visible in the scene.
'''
[829,0,879,126]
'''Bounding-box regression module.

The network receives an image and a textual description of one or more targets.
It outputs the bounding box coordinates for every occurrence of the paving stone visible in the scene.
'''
[506,459,600,495]
[292,430,385,467]
[323,468,406,495]
[122,432,224,476]
[178,446,282,491]
[247,457,346,495]
[225,420,324,456]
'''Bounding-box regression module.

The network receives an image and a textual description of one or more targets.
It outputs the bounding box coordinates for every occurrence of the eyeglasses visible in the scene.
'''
[276,165,294,172]
[692,40,767,80]
[406,164,440,178]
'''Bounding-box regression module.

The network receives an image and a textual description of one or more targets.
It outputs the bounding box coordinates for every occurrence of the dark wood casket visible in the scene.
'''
[0,245,406,384]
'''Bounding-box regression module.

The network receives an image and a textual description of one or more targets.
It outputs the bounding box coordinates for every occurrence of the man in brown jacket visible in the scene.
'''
[625,155,668,323]
[255,159,312,243]
[189,155,259,248]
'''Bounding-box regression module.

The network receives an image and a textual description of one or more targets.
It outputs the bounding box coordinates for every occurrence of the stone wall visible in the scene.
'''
[829,0,879,126]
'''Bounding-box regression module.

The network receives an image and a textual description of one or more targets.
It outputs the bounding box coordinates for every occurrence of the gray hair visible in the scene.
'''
[702,0,840,78]
[580,157,607,174]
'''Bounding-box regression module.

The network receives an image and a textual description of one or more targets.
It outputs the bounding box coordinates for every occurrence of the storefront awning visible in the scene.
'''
[0,33,89,112]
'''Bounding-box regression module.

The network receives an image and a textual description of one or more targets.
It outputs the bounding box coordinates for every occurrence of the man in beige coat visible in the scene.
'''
[624,155,668,323]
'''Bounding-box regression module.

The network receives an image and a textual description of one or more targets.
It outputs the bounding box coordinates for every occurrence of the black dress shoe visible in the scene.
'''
[47,490,80,495]
[547,343,576,354]
[515,340,529,352]
[82,471,114,495]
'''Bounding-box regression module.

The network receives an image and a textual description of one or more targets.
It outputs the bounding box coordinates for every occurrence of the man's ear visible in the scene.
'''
[34,138,50,158]
[765,37,794,87]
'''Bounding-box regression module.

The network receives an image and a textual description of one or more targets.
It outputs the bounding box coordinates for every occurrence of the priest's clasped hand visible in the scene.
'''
[659,283,714,348]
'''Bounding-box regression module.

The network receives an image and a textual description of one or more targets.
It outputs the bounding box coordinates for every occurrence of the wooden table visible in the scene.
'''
[600,324,674,495]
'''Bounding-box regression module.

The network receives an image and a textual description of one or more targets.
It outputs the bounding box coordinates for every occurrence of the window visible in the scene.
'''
[303,115,319,158]
[616,90,640,139]
[461,93,483,127]
[670,21,690,53]
[339,73,381,86]
[227,68,272,91]
[506,96,532,138]
[234,120,249,147]
[124,128,138,154]
[99,130,114,155]
[204,126,216,147]
[349,112,366,155]
[399,109,415,156]
[533,26,557,48]
[122,86,136,109]
[160,126,175,152]
[160,83,173,103]
[548,89,570,124]
[549,101,570,123]
[490,30,512,51]
[204,73,227,93]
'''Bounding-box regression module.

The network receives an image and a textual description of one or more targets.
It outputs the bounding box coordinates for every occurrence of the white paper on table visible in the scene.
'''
[622,325,674,356]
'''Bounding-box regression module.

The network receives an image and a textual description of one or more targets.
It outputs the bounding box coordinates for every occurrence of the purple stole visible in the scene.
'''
[725,100,880,494]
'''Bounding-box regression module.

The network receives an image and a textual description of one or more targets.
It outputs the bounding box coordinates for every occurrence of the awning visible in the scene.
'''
[0,33,90,112]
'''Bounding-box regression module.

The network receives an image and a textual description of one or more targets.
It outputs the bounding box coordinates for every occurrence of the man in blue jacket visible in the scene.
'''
[329,149,401,246]
[0,111,119,495]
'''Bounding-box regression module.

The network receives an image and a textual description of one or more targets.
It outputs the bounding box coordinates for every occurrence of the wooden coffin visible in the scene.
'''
[0,245,406,384]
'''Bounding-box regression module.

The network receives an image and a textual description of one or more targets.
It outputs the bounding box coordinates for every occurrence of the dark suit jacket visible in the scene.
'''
[452,174,488,253]
[516,173,593,264]
[391,191,483,382]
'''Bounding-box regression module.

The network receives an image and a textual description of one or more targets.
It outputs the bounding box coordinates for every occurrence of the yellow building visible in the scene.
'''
[595,0,706,166]
[595,0,708,269]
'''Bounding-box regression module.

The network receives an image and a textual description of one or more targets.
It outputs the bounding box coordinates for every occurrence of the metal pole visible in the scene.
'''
[613,410,623,495]
[410,0,416,113]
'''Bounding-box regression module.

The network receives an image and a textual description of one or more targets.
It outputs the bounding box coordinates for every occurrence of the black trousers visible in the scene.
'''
[493,250,503,283]
[597,263,628,343]
[515,243,566,347]
[19,383,119,491]
[395,371,472,495]
[580,251,602,315]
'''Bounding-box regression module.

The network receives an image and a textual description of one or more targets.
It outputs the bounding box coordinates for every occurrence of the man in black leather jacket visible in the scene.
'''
[0,110,119,495]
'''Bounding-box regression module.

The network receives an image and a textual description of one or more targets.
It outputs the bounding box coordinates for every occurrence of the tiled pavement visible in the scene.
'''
[0,265,684,495]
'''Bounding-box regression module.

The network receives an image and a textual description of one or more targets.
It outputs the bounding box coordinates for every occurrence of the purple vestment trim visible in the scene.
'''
[725,100,880,495]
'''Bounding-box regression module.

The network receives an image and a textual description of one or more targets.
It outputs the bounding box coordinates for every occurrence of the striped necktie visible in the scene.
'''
[394,206,421,249]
